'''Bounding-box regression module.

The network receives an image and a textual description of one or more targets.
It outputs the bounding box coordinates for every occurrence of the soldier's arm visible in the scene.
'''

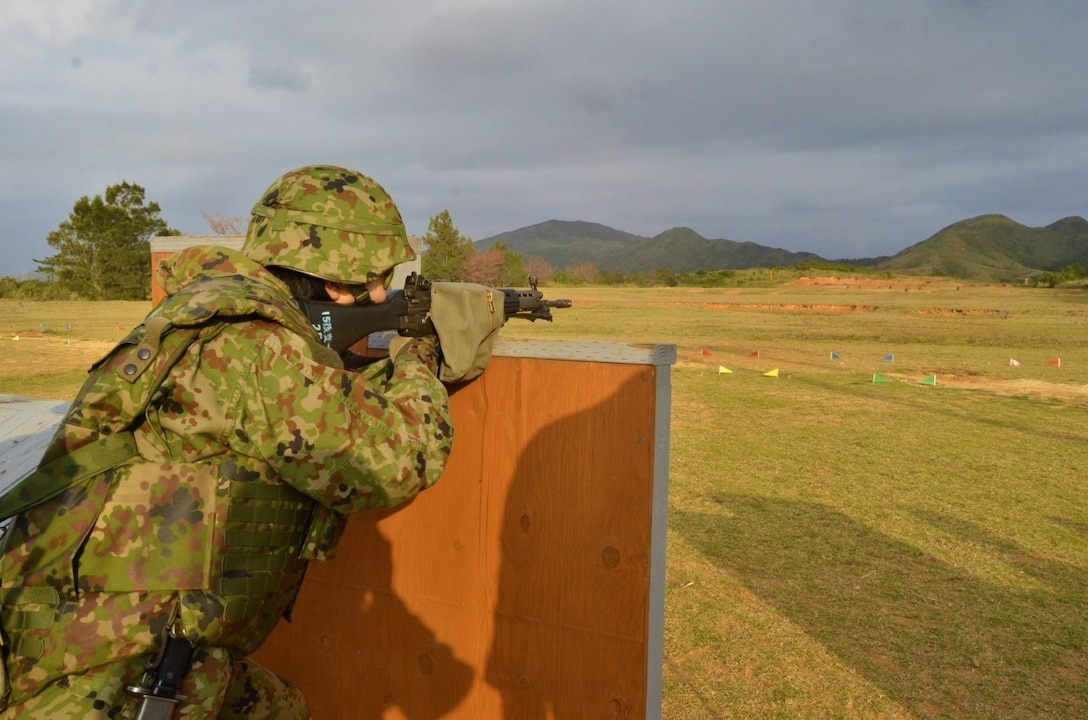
[241,328,452,513]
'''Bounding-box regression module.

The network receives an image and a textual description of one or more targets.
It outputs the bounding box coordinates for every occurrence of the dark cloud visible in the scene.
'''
[1,0,1086,276]
[247,63,313,93]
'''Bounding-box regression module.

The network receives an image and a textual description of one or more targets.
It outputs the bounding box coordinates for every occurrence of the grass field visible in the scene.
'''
[2,277,1087,718]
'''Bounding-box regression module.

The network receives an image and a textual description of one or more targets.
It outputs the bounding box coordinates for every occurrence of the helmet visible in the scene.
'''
[242,165,415,285]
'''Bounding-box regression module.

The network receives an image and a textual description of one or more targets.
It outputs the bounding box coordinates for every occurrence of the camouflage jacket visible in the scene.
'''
[0,245,452,706]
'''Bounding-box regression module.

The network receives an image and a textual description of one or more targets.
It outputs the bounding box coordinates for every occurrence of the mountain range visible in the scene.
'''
[476,215,1088,283]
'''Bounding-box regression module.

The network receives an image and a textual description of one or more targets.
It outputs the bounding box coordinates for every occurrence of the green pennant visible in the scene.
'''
[872,374,888,383]
[919,375,937,386]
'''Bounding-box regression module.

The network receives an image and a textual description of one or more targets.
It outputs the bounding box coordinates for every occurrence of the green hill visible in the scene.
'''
[477,221,820,273]
[477,220,645,269]
[877,214,1088,282]
[475,215,1088,282]
[604,227,823,272]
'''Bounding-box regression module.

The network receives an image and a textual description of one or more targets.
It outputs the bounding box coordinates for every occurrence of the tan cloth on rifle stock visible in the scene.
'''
[429,282,506,383]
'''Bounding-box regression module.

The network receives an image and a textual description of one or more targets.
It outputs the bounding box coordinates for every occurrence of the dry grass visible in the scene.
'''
[510,280,1088,719]
[0,299,148,399]
[3,281,1087,718]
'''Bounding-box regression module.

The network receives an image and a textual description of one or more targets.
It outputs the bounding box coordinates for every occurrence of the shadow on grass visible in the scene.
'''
[675,496,1088,719]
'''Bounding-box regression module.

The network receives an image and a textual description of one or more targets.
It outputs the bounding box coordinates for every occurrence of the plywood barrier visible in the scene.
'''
[252,339,673,719]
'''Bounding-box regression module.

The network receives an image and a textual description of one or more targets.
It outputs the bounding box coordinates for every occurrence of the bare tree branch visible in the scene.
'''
[202,211,246,235]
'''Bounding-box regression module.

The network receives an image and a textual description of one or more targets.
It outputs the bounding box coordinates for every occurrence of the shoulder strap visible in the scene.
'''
[0,321,208,521]
[0,274,333,520]
[0,432,139,519]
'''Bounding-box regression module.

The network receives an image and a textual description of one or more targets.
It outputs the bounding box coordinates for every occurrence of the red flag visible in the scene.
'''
[750,350,760,357]
[1048,358,1061,366]
[700,348,711,356]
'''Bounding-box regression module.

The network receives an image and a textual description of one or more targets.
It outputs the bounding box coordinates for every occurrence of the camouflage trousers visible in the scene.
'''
[0,646,308,719]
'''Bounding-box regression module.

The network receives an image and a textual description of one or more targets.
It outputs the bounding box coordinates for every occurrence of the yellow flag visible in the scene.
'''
[718,366,732,374]
[763,368,779,378]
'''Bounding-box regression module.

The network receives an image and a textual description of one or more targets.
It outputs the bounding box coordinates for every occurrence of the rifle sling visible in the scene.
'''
[0,432,140,521]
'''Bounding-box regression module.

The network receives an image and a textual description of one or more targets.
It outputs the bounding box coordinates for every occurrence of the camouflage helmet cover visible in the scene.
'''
[243,165,415,284]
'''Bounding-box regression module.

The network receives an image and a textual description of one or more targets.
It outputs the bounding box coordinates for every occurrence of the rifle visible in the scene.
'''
[297,272,572,354]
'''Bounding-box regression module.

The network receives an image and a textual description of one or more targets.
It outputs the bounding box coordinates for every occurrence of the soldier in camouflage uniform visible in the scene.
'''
[0,166,452,718]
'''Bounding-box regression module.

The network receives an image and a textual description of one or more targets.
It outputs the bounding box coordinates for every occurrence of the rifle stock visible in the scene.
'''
[297,273,571,354]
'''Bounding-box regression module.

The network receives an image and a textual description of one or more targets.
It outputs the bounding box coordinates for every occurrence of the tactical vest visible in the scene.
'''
[0,274,348,708]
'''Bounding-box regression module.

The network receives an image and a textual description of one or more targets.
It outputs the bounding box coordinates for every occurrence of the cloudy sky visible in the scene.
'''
[2,0,1086,277]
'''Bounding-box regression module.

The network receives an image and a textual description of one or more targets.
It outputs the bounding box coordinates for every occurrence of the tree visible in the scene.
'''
[202,211,246,235]
[36,182,178,300]
[569,261,599,284]
[524,256,555,284]
[491,241,527,286]
[461,247,505,285]
[421,210,473,280]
